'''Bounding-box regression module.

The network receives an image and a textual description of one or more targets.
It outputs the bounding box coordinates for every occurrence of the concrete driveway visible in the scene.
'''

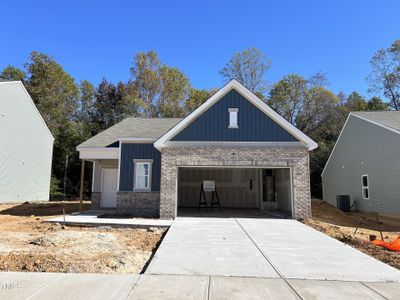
[2,218,400,299]
[146,218,400,282]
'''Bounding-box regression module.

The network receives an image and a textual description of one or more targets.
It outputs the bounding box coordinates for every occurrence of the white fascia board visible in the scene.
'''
[118,137,156,143]
[0,81,55,141]
[154,79,318,151]
[163,141,306,148]
[77,147,119,159]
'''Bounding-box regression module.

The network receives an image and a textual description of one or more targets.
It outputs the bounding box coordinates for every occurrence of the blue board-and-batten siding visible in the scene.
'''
[119,144,161,191]
[172,89,298,142]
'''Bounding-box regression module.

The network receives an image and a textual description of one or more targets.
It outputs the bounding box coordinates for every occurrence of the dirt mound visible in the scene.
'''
[305,199,400,270]
[0,202,166,273]
[29,236,55,247]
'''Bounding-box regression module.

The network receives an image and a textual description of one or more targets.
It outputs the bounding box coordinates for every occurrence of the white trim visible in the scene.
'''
[289,166,295,219]
[361,174,370,200]
[154,79,318,151]
[117,141,122,191]
[351,113,400,136]
[0,81,54,140]
[162,141,305,148]
[133,159,153,192]
[118,137,156,143]
[77,146,119,151]
[228,107,239,129]
[91,161,96,192]
[321,113,352,178]
[78,147,119,159]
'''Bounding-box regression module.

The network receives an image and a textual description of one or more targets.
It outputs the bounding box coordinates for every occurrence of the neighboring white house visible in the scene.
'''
[0,80,54,202]
[322,111,400,215]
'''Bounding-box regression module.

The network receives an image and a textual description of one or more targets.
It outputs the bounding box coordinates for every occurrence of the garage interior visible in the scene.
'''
[177,167,292,218]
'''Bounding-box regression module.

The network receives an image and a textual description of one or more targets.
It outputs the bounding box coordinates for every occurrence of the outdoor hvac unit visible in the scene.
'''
[336,195,351,212]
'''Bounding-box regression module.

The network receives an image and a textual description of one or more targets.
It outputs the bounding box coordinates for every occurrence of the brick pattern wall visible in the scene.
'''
[116,192,160,217]
[91,192,101,209]
[160,146,312,220]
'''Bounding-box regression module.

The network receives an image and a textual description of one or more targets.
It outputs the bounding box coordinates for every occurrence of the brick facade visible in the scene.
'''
[116,192,160,217]
[159,146,312,220]
[91,192,101,209]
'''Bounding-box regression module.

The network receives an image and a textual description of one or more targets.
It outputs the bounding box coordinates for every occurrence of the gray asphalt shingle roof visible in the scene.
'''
[352,111,400,133]
[78,117,182,148]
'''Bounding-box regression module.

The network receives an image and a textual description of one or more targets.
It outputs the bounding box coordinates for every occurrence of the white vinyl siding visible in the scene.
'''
[0,82,54,202]
[133,159,152,191]
[228,108,238,128]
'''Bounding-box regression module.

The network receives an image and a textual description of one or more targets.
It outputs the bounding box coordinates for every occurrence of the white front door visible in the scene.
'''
[101,168,118,208]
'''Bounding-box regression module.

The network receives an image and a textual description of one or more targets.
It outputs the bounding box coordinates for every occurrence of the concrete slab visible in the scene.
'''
[28,273,139,300]
[0,272,61,300]
[162,223,252,246]
[128,274,208,300]
[209,277,298,300]
[45,214,172,227]
[237,218,336,247]
[146,243,279,277]
[363,282,400,299]
[288,279,385,300]
[237,218,400,282]
[260,245,400,282]
[174,217,238,225]
[148,217,400,283]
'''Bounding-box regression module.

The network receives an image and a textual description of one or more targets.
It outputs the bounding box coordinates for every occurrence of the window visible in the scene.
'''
[361,174,369,199]
[228,108,238,128]
[134,160,153,191]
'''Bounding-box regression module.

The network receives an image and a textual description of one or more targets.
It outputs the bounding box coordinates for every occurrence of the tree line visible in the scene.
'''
[1,40,399,199]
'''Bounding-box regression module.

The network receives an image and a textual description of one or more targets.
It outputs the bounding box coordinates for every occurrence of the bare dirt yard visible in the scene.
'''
[0,201,166,273]
[305,199,400,270]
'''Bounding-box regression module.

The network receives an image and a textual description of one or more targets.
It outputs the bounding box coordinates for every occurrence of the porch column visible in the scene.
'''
[79,159,85,211]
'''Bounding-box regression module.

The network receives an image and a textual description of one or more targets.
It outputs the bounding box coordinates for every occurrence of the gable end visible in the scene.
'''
[172,89,298,142]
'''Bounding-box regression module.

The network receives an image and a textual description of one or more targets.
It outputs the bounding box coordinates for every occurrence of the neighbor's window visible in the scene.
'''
[361,174,369,199]
[134,160,152,191]
[229,108,238,128]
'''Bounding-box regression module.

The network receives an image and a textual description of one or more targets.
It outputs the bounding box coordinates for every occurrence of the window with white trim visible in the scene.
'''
[361,174,369,199]
[228,108,238,128]
[134,160,152,191]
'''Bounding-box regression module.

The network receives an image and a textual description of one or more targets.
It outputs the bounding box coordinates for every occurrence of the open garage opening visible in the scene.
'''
[177,167,293,218]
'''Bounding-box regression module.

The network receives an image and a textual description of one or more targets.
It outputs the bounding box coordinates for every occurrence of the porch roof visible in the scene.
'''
[77,117,182,149]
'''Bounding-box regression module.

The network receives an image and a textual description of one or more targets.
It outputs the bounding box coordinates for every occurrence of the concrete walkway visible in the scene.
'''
[146,218,400,282]
[1,272,400,299]
[45,211,173,227]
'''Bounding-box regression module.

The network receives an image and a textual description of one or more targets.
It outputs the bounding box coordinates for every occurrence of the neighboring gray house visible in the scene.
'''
[322,111,400,215]
[0,81,54,202]
[77,80,317,219]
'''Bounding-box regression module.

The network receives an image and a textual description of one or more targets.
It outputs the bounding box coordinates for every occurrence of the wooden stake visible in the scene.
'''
[79,159,85,212]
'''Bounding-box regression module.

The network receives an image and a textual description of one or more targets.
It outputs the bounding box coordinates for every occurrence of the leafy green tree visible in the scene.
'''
[344,92,368,111]
[367,39,400,110]
[185,88,216,114]
[0,65,26,81]
[367,96,387,110]
[130,51,161,117]
[268,74,308,125]
[220,48,271,95]
[94,79,125,129]
[24,52,79,136]
[296,86,339,137]
[158,66,191,117]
